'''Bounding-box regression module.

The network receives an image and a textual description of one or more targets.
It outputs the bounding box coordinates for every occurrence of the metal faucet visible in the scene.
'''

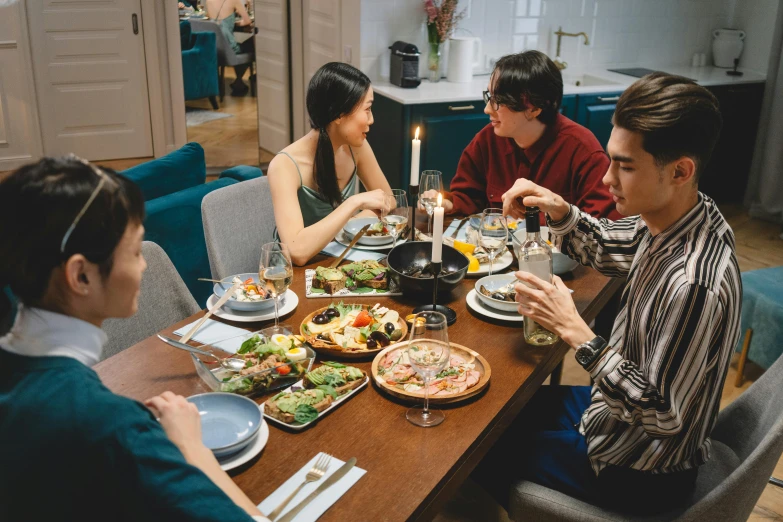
[553,26,590,70]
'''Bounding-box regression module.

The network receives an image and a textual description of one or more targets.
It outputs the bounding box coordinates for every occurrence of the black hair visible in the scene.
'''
[613,72,722,181]
[0,156,145,306]
[491,50,563,125]
[306,62,371,208]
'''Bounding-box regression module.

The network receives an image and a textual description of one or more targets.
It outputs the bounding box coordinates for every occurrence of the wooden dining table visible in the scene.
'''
[94,222,623,521]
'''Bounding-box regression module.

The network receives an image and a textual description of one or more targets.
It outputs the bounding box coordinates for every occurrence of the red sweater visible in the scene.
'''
[447,114,620,220]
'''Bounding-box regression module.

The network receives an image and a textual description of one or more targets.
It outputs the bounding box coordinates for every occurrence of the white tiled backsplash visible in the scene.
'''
[360,0,775,81]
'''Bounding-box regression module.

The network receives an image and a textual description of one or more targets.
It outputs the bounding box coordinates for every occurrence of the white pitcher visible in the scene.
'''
[447,37,482,83]
[712,29,745,68]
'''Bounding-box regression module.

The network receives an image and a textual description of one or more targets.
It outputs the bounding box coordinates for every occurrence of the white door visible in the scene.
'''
[255,0,291,154]
[27,0,153,160]
[301,0,341,133]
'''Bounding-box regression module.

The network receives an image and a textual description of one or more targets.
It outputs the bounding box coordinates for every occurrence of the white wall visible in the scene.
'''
[0,1,43,171]
[732,0,781,73]
[359,0,780,81]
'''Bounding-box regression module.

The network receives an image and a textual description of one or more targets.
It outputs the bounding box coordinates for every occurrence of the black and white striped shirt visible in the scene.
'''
[549,193,741,474]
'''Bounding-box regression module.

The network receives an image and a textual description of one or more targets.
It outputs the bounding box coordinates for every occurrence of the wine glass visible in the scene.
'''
[478,208,508,276]
[419,170,443,234]
[381,189,408,248]
[259,241,293,336]
[406,311,450,427]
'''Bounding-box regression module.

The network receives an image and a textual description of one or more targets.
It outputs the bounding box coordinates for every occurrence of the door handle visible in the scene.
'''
[132,13,139,35]
[448,105,475,111]
[596,96,620,103]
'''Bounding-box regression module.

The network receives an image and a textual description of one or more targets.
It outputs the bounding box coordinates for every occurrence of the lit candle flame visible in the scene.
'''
[415,127,420,140]
[437,193,442,207]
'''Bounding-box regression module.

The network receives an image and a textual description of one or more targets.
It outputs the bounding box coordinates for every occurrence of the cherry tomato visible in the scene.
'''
[274,362,291,375]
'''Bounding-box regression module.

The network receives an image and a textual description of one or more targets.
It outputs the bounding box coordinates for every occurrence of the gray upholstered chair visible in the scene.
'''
[101,242,199,360]
[201,176,276,281]
[508,351,783,521]
[188,19,255,101]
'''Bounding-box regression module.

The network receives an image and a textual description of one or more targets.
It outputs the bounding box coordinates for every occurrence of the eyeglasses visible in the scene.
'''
[60,155,109,254]
[483,90,499,111]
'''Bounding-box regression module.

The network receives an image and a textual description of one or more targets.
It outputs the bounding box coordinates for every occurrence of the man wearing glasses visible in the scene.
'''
[428,50,619,220]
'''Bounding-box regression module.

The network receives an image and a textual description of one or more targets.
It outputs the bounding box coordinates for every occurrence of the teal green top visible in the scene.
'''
[274,149,358,239]
[0,349,255,522]
[211,0,241,54]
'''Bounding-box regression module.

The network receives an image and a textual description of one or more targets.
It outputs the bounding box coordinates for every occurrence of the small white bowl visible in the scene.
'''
[343,218,394,246]
[474,274,520,313]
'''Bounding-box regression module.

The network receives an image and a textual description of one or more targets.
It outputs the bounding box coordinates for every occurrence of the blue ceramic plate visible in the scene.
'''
[213,273,282,312]
[187,392,263,458]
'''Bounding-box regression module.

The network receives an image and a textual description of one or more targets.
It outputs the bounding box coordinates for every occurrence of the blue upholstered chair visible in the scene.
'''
[218,165,264,183]
[143,178,238,305]
[119,142,207,201]
[735,265,783,386]
[180,20,220,110]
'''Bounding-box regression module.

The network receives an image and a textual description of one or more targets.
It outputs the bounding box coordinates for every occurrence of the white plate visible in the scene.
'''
[465,289,524,322]
[466,250,514,277]
[262,376,369,430]
[334,229,408,251]
[218,411,269,471]
[344,218,394,246]
[205,289,299,323]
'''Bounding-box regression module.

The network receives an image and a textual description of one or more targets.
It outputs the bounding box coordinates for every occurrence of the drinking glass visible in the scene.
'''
[259,241,293,336]
[419,170,443,234]
[478,208,508,276]
[406,311,450,427]
[381,189,408,248]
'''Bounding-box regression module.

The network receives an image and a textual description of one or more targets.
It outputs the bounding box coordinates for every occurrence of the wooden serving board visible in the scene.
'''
[370,342,491,404]
[300,304,408,360]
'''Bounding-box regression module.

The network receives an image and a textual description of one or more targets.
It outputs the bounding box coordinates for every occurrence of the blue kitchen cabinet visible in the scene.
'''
[575,91,622,149]
[560,94,576,120]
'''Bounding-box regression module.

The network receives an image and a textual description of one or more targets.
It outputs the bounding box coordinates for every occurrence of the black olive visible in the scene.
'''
[384,322,395,335]
[312,313,330,325]
[369,330,391,347]
[366,338,377,349]
[316,333,331,342]
[324,308,339,318]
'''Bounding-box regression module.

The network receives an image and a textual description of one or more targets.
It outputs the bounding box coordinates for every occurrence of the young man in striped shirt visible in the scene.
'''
[474,72,742,514]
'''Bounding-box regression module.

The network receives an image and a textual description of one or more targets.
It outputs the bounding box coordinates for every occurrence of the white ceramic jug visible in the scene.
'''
[447,37,482,83]
[712,29,745,68]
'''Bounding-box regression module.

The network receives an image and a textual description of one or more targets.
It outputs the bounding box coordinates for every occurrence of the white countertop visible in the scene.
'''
[372,65,767,105]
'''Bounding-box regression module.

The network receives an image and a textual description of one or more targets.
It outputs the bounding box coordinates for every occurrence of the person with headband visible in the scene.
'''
[267,62,392,266]
[0,157,270,522]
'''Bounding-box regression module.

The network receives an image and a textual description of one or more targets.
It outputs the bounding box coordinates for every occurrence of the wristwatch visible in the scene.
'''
[574,336,609,368]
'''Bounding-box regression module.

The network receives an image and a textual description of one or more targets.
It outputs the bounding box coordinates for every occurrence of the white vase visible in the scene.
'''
[712,29,745,68]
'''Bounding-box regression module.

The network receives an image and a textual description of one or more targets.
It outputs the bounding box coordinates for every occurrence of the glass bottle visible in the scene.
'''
[515,206,559,346]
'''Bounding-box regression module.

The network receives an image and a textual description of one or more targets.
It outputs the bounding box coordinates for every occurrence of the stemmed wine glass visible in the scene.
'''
[419,170,443,234]
[259,241,293,336]
[380,189,408,249]
[406,311,451,427]
[478,208,508,276]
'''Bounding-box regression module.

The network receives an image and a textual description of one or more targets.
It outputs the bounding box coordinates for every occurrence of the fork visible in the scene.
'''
[267,453,332,520]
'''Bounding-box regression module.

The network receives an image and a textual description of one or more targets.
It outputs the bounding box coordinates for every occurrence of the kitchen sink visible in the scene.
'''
[562,74,622,88]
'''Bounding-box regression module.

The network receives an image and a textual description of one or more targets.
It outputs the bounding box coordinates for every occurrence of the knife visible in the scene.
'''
[275,457,357,522]
[329,225,370,268]
[449,218,466,239]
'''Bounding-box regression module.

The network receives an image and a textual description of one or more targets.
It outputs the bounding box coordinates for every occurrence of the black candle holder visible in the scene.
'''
[408,184,419,241]
[412,260,457,325]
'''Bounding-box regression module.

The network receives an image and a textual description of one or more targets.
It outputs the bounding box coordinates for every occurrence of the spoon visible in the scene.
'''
[157,335,246,372]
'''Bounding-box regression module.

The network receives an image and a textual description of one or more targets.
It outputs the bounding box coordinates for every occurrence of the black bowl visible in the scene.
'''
[387,241,469,296]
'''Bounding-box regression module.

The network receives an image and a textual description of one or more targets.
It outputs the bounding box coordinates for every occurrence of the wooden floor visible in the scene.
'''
[436,205,783,522]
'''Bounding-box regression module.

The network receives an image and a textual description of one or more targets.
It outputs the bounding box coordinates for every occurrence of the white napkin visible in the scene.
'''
[172,319,250,354]
[258,453,366,522]
[320,241,385,262]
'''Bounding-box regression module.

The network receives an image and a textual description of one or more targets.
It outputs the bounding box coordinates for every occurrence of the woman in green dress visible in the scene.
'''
[268,62,392,266]
[205,0,253,95]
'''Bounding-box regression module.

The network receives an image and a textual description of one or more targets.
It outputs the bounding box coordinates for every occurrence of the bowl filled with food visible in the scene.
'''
[192,332,315,397]
[344,217,396,246]
[213,273,282,311]
[475,274,519,312]
[511,227,579,275]
[386,241,469,296]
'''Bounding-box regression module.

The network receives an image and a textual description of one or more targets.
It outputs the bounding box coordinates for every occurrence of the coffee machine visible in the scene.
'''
[389,41,421,88]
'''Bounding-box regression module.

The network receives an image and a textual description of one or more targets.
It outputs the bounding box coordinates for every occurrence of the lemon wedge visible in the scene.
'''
[453,240,476,255]
[466,253,480,273]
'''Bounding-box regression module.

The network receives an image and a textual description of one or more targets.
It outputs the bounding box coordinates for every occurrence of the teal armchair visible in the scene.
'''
[180,20,220,109]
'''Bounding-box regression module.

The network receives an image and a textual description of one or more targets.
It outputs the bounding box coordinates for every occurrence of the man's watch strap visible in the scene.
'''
[575,336,609,368]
